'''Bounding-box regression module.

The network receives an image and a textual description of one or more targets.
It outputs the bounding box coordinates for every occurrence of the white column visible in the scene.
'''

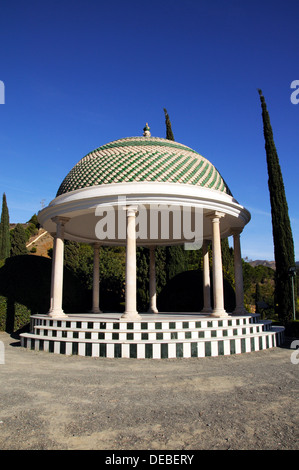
[232,228,247,315]
[208,211,228,317]
[92,243,102,313]
[121,206,142,320]
[201,239,212,313]
[49,217,70,317]
[49,232,56,313]
[148,245,158,313]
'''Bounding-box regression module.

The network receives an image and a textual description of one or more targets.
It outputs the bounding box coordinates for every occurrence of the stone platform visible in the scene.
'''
[20,312,285,359]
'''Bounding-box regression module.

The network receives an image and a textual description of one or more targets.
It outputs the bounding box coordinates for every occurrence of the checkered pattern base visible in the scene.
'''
[20,313,285,359]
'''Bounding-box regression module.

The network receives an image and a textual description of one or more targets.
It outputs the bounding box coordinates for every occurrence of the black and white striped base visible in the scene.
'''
[20,313,285,359]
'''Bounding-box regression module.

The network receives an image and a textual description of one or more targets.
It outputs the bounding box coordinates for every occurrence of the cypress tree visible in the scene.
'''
[258,89,295,323]
[163,108,175,141]
[0,193,10,259]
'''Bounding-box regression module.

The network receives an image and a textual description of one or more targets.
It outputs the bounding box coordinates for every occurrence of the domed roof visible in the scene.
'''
[56,135,232,197]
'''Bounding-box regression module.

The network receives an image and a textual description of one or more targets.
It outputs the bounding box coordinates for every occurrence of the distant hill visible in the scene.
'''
[248,260,299,270]
[10,224,53,258]
[26,229,53,258]
[9,223,29,230]
[248,260,276,270]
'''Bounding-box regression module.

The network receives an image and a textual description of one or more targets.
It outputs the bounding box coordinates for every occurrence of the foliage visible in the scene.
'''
[258,90,296,324]
[63,241,126,311]
[163,108,175,141]
[136,245,202,311]
[242,260,275,315]
[0,254,88,332]
[10,223,28,256]
[221,238,235,287]
[136,247,149,311]
[99,246,126,311]
[25,213,40,240]
[64,240,94,290]
[155,246,167,293]
[27,214,40,229]
[184,247,203,271]
[165,245,188,282]
[0,193,10,259]
[25,223,38,240]
[0,295,32,333]
[158,269,236,312]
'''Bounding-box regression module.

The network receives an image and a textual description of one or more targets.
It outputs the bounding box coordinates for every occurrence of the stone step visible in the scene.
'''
[20,313,284,359]
[30,314,261,331]
[32,323,267,340]
[20,326,285,359]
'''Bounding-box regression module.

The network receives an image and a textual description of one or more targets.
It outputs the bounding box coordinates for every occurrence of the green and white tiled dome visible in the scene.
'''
[57,135,232,197]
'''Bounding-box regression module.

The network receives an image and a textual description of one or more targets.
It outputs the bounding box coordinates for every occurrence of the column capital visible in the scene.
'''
[205,211,225,221]
[51,216,70,226]
[231,227,243,236]
[123,205,138,216]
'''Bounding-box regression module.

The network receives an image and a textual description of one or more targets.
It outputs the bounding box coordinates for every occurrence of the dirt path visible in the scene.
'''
[0,332,298,450]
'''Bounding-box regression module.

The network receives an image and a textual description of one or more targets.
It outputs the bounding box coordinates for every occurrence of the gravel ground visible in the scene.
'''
[0,331,298,451]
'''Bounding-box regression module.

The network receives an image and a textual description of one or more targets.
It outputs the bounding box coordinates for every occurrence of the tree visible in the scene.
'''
[25,213,40,240]
[258,89,295,323]
[10,224,28,256]
[136,247,149,311]
[255,282,261,314]
[64,240,93,290]
[221,238,234,285]
[27,214,40,229]
[0,193,10,259]
[163,108,175,141]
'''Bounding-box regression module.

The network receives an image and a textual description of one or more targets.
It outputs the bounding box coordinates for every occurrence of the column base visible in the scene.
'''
[232,306,248,316]
[211,309,228,318]
[121,311,142,320]
[48,310,68,318]
[90,308,103,314]
[201,307,213,314]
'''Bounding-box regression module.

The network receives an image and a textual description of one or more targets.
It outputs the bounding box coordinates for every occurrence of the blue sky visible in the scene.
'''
[0,0,298,261]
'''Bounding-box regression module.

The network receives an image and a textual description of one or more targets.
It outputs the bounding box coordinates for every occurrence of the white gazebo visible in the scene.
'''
[20,125,285,358]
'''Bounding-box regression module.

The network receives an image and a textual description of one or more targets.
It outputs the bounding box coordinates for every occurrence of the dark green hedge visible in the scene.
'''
[157,269,236,312]
[0,255,90,333]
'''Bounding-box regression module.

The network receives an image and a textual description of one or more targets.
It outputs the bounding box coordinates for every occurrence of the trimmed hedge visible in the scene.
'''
[0,296,31,333]
[158,269,236,312]
[0,255,90,333]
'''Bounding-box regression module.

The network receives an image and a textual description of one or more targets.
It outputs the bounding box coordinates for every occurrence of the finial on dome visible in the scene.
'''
[143,123,151,137]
